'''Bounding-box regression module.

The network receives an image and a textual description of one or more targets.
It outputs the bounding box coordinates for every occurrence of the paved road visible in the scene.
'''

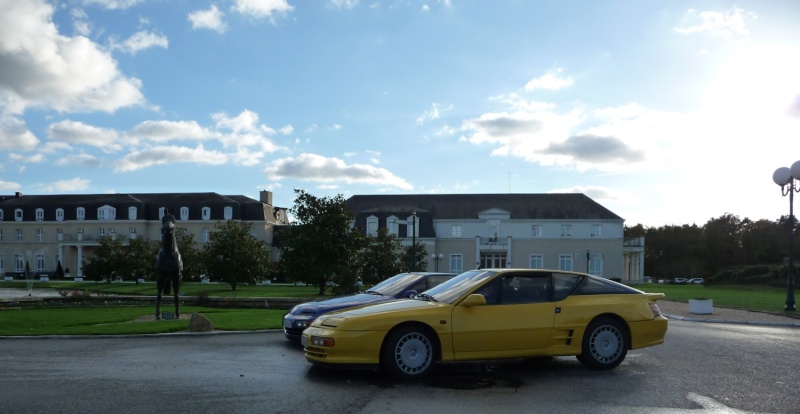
[1,321,798,414]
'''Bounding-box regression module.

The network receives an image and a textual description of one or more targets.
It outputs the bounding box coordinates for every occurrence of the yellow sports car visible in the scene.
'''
[302,269,667,379]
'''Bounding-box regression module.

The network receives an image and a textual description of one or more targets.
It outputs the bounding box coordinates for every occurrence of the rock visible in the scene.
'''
[187,312,213,332]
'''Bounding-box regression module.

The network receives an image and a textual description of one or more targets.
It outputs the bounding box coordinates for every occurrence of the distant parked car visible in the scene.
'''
[282,272,456,342]
[673,278,687,284]
[687,278,704,285]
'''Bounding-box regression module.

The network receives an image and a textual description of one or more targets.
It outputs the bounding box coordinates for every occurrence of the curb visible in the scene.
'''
[0,328,285,340]
[663,313,800,328]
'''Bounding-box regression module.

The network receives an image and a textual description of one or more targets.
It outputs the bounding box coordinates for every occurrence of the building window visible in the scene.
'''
[0,229,3,242]
[202,207,211,220]
[129,227,137,238]
[16,229,22,242]
[180,207,189,220]
[560,224,572,238]
[98,228,105,237]
[109,228,115,238]
[531,224,542,238]
[202,228,209,242]
[35,208,44,221]
[76,207,85,221]
[15,254,24,273]
[559,254,573,271]
[366,216,378,236]
[158,207,166,220]
[530,254,544,269]
[589,253,604,276]
[35,255,45,273]
[387,216,398,236]
[451,225,462,238]
[223,206,233,220]
[57,228,63,241]
[0,209,3,221]
[15,208,23,221]
[98,206,116,221]
[406,215,418,238]
[449,254,463,274]
[56,208,64,221]
[591,224,602,238]
[128,207,137,220]
[36,229,43,242]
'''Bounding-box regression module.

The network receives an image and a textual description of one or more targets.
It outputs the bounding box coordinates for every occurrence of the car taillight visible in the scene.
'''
[649,303,662,317]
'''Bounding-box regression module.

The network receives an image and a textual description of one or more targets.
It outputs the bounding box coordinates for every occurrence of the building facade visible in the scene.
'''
[347,193,645,282]
[0,191,286,279]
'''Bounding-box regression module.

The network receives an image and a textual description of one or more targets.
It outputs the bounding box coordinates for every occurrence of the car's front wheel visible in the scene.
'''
[577,317,628,370]
[381,326,435,379]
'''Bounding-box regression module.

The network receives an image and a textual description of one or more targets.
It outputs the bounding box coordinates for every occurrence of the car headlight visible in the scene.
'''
[292,319,313,328]
[310,336,335,347]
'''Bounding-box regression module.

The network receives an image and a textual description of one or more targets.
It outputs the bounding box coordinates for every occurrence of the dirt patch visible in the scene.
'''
[133,313,192,322]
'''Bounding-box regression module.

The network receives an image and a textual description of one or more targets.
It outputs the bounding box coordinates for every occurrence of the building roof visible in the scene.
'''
[346,193,623,221]
[0,192,269,222]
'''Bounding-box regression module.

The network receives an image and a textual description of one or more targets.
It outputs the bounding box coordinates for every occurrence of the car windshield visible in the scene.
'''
[422,270,497,304]
[364,273,422,297]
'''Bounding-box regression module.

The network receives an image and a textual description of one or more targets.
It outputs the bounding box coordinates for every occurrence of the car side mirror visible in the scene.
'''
[461,294,487,307]
[404,290,418,298]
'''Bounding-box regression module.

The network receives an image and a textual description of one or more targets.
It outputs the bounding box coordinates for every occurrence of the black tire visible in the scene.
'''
[577,317,628,370]
[381,326,435,379]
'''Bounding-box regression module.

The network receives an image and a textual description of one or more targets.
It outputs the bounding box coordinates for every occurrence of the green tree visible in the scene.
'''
[126,237,158,283]
[702,213,743,275]
[202,220,271,290]
[86,236,126,282]
[740,218,785,264]
[361,227,404,286]
[400,242,428,273]
[175,228,203,281]
[279,189,367,295]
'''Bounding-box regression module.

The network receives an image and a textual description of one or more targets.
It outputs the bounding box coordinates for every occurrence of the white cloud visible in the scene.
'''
[264,153,413,189]
[0,179,22,191]
[524,69,574,92]
[81,0,142,10]
[416,102,453,125]
[0,116,39,150]
[232,0,294,22]
[188,5,227,33]
[47,120,122,151]
[128,120,215,143]
[0,0,145,114]
[35,177,90,193]
[330,0,359,9]
[674,7,757,38]
[115,145,229,172]
[56,153,101,168]
[111,30,168,55]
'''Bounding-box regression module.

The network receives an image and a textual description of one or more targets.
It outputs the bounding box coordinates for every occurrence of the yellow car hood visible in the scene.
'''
[313,298,446,331]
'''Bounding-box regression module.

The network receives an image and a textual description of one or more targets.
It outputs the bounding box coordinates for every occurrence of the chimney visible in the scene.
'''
[259,190,272,205]
[15,192,22,198]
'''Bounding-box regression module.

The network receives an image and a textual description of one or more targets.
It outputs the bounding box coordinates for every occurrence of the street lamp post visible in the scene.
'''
[772,161,800,311]
[411,212,416,272]
[431,253,443,272]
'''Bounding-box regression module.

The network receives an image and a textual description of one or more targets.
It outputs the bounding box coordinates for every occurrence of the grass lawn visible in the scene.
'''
[0,306,286,336]
[636,283,796,315]
[1,281,323,298]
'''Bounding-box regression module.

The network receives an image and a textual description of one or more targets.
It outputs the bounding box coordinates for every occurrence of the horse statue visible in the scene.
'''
[155,209,183,320]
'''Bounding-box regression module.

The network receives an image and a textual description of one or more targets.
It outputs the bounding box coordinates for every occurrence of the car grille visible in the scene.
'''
[305,346,327,359]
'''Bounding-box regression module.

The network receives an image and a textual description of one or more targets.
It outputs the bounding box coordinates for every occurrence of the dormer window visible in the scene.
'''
[0,209,4,221]
[386,216,398,236]
[366,215,378,236]
[35,208,44,221]
[128,207,137,220]
[15,209,23,221]
[180,207,189,220]
[56,208,64,222]
[159,207,165,219]
[223,206,233,220]
[97,205,116,221]
[76,207,85,221]
[202,207,211,220]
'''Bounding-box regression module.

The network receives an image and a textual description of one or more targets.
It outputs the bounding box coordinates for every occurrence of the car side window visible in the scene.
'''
[477,275,550,305]
[574,276,633,295]
[552,273,583,301]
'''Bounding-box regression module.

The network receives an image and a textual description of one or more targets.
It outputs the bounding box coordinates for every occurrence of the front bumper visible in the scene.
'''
[283,313,316,341]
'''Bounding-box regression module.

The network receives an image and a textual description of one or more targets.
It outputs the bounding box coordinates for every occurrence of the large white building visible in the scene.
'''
[0,191,286,279]
[346,193,645,282]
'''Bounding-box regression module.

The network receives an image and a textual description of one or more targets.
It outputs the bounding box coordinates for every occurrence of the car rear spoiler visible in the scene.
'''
[644,293,665,302]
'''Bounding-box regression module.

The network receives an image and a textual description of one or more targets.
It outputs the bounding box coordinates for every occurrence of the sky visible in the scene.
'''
[2,0,800,228]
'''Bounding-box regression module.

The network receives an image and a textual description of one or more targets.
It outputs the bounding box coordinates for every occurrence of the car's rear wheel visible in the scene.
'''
[381,326,435,379]
[577,317,628,370]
